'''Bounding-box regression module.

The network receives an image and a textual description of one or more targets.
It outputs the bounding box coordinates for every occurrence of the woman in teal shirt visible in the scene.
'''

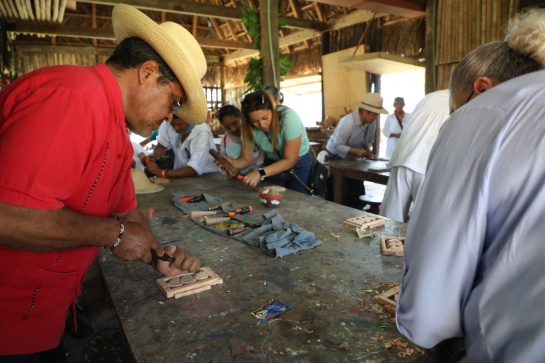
[226,90,313,194]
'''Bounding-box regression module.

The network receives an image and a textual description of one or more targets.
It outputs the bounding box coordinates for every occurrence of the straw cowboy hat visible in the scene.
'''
[131,169,164,194]
[359,93,389,114]
[112,4,207,125]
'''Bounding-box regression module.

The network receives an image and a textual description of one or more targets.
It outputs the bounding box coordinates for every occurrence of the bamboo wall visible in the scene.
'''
[434,0,519,89]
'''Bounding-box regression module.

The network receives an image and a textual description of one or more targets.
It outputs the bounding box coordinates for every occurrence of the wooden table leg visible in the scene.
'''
[334,175,343,204]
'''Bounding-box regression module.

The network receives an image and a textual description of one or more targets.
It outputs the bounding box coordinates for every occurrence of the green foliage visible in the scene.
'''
[244,58,263,92]
[241,7,261,49]
[241,6,292,93]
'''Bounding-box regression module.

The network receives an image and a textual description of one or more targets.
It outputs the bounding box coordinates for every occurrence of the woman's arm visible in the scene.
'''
[242,136,302,186]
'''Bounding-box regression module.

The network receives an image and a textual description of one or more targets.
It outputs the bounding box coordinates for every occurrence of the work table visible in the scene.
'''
[98,172,442,362]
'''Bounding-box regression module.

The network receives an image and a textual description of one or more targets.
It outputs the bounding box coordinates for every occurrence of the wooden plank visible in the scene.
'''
[380,236,405,256]
[156,266,223,299]
[342,214,386,229]
[373,286,399,314]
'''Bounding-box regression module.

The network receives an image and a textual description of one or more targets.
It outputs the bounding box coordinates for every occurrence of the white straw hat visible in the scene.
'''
[112,4,207,125]
[359,93,389,114]
[131,169,164,194]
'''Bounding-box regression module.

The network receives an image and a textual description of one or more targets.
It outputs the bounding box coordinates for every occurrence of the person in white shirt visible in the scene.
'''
[396,9,545,363]
[324,93,388,208]
[379,90,450,222]
[147,115,221,178]
[382,97,410,159]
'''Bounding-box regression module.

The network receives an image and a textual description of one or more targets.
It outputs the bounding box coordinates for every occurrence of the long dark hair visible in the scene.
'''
[240,90,280,148]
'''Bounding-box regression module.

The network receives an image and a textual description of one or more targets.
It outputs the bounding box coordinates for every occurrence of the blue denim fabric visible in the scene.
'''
[263,150,314,195]
[241,210,321,257]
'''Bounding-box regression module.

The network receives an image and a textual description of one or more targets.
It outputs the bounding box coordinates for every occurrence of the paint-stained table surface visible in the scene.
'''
[98,172,443,362]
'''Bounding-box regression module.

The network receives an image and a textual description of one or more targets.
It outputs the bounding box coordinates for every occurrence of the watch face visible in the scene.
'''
[258,168,266,176]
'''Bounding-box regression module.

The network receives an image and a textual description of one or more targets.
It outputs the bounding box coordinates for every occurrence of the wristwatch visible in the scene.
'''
[257,168,266,181]
[162,169,171,178]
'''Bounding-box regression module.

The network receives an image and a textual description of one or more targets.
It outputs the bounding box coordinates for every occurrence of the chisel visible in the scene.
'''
[204,216,231,226]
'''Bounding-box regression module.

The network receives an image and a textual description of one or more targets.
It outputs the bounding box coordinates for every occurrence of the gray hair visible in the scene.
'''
[449,8,545,96]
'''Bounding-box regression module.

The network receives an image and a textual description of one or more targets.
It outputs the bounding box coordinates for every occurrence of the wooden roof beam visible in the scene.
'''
[77,0,329,31]
[10,23,255,50]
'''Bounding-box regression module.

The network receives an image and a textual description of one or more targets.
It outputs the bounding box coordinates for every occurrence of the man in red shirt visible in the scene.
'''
[0,5,204,362]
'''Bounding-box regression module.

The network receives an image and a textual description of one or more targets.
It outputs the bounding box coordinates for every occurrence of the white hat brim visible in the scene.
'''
[131,169,165,194]
[112,5,207,124]
[359,102,389,114]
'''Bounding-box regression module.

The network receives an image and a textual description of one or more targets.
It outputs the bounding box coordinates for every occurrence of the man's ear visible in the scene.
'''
[473,77,495,96]
[138,60,160,84]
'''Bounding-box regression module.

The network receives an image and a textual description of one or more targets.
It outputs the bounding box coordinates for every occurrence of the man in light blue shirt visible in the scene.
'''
[325,93,387,208]
[397,11,545,361]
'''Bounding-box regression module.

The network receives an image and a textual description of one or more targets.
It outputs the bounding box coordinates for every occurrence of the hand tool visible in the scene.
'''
[151,249,175,263]
[227,206,252,218]
[227,227,250,236]
[215,222,245,229]
[208,201,232,210]
[189,210,218,218]
[179,194,205,203]
[159,238,182,245]
[209,148,239,178]
[204,216,231,226]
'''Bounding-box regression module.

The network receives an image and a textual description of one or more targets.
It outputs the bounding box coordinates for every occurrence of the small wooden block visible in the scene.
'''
[342,214,386,229]
[156,266,223,299]
[380,236,405,256]
[373,286,399,314]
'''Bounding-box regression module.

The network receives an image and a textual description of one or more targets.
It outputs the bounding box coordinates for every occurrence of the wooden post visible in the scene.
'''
[424,0,436,93]
[259,0,280,88]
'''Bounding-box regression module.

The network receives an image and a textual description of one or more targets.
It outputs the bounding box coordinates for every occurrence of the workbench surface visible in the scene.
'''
[98,173,441,362]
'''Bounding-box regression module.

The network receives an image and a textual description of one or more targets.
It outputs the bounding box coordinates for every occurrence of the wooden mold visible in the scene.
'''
[156,266,223,299]
[373,286,399,314]
[380,236,405,256]
[342,214,386,229]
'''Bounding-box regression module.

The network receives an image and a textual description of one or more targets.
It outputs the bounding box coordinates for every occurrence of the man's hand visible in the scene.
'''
[110,208,163,264]
[153,246,201,276]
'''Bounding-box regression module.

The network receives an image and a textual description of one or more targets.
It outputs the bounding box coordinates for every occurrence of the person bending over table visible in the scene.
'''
[0,5,201,362]
[147,115,221,178]
[379,90,450,223]
[224,90,313,194]
[396,9,545,363]
[216,104,264,175]
[324,93,388,208]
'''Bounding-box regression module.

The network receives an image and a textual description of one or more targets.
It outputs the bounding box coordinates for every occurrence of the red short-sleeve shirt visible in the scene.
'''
[0,63,136,354]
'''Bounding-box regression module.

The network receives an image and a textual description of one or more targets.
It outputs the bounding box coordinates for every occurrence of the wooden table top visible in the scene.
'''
[323,158,390,184]
[97,173,440,362]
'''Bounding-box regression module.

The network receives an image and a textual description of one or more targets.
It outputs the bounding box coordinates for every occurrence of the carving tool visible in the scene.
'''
[208,201,232,210]
[159,238,182,245]
[209,148,239,178]
[189,210,218,218]
[227,206,253,217]
[215,222,244,229]
[151,249,175,263]
[227,227,250,236]
[179,194,205,203]
[204,216,231,226]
